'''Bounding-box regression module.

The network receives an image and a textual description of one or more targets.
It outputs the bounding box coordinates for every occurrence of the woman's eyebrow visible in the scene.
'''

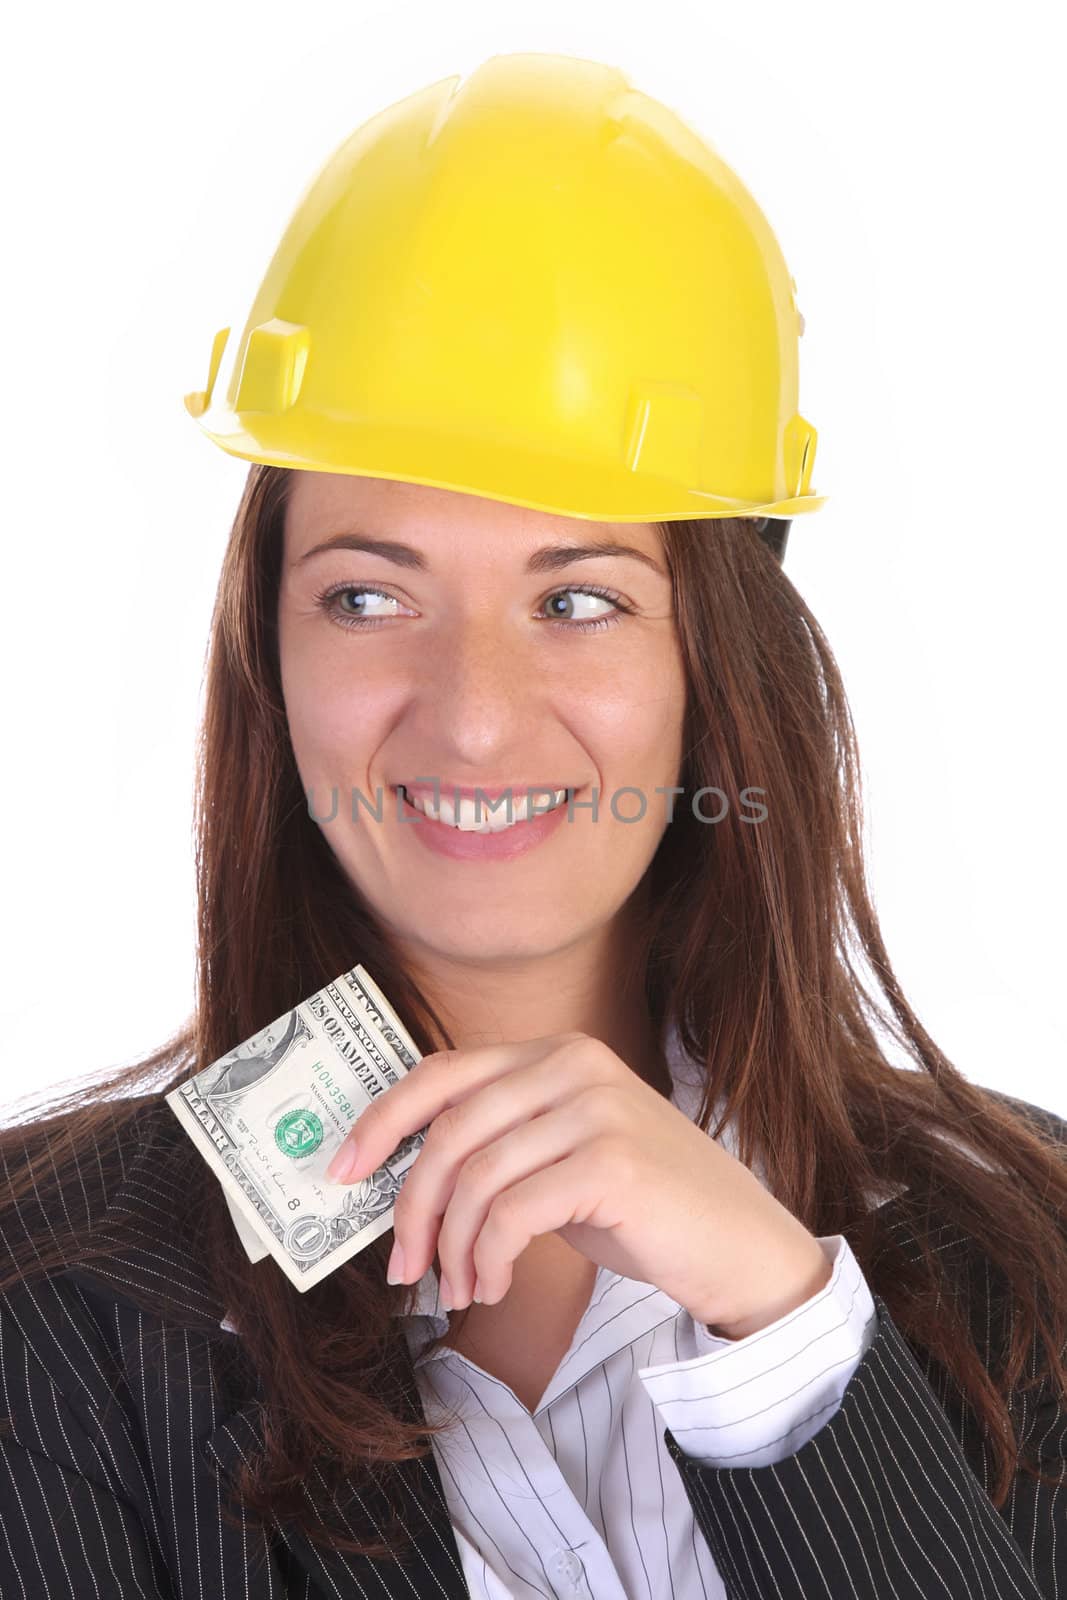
[292,531,666,578]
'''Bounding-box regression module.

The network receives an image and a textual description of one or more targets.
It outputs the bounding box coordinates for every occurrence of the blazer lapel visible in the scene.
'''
[200,1361,472,1600]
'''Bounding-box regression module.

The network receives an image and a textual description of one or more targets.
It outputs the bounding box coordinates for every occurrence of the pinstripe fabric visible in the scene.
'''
[1,1081,1064,1598]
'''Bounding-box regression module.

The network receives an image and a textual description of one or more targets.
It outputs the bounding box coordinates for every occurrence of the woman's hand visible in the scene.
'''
[325,1032,831,1336]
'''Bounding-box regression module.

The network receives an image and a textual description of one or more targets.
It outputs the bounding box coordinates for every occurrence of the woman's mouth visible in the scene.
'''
[393,784,579,862]
[397,784,570,832]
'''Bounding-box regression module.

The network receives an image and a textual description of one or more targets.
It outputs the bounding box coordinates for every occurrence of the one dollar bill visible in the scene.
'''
[165,964,427,1292]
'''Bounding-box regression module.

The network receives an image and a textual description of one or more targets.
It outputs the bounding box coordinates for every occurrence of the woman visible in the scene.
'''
[2,51,1065,1600]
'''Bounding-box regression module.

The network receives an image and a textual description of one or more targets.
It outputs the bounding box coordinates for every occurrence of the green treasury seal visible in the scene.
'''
[274,1108,324,1158]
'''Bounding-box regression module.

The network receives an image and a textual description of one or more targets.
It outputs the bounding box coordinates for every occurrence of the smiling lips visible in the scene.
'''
[397,784,572,833]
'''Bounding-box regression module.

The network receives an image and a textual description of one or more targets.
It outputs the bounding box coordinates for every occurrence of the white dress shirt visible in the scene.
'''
[223,1024,884,1598]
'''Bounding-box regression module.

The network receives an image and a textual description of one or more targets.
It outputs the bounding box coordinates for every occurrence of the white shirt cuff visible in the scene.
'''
[638,1234,878,1467]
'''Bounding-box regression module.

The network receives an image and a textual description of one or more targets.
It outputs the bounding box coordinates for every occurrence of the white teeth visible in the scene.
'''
[401,787,568,832]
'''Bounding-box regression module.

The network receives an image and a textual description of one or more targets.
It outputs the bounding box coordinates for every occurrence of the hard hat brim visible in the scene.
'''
[186,404,827,523]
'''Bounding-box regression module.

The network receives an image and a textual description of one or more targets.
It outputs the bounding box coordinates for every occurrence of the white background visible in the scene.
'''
[2,0,1063,1118]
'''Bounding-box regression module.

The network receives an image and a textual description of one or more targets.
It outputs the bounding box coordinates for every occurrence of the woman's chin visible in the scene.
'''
[401,922,574,963]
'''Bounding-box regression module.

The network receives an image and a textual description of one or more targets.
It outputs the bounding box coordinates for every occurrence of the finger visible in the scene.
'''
[427,1092,617,1306]
[389,1064,624,1286]
[470,1146,616,1307]
[329,1036,575,1184]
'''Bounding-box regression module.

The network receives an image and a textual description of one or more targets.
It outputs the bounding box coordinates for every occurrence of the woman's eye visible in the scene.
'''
[538,588,628,631]
[316,585,404,627]
[312,583,631,633]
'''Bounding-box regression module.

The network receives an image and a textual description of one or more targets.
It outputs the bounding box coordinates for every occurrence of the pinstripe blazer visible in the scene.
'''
[1,1090,1064,1600]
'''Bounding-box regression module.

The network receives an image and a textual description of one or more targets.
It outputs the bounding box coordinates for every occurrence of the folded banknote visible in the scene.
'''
[165,964,426,1292]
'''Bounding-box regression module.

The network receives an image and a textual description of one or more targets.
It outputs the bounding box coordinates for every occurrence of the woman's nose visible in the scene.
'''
[410,611,537,725]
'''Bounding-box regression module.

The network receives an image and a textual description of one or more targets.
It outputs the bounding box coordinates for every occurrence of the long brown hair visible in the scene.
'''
[3,461,1065,1561]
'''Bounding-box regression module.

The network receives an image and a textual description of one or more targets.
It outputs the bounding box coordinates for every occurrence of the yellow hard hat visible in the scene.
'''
[184,51,825,527]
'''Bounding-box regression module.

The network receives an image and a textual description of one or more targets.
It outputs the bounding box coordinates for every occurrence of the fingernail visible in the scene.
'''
[386,1240,406,1284]
[326,1142,358,1183]
[438,1273,453,1310]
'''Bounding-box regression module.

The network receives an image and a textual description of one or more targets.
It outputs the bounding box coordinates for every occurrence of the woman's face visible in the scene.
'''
[277,472,687,964]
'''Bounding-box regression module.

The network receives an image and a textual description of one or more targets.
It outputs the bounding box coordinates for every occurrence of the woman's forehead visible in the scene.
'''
[282,471,664,567]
